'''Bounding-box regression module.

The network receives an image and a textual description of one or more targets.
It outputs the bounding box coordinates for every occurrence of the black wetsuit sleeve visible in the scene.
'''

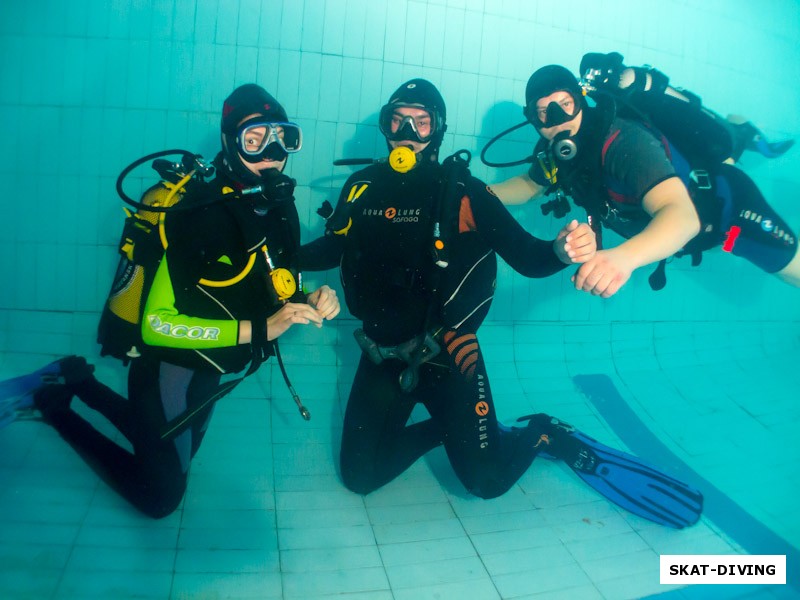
[298,233,345,271]
[603,120,677,202]
[469,178,567,277]
[298,175,358,271]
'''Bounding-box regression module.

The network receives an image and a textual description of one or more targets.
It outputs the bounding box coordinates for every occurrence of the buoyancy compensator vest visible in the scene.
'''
[580,60,735,288]
[326,149,493,335]
[97,152,211,363]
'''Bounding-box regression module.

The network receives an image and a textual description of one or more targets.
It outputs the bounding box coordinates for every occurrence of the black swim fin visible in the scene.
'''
[524,414,703,529]
[0,356,94,428]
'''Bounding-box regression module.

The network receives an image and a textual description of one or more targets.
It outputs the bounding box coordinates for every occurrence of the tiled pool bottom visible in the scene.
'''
[0,320,797,599]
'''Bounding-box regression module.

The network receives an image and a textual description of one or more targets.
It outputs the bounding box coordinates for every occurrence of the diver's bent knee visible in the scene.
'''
[340,470,380,496]
[142,499,182,520]
[137,478,187,519]
[468,486,505,501]
[342,481,379,496]
[463,476,511,500]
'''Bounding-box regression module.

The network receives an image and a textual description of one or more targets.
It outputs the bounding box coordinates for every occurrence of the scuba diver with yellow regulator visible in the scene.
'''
[0,84,340,518]
[299,79,703,528]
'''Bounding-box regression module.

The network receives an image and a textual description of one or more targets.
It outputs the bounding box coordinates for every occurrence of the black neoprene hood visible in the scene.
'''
[524,65,585,128]
[221,84,288,134]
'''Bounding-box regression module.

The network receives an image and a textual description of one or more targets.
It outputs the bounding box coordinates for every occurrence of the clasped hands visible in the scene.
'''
[553,220,632,298]
[267,285,341,341]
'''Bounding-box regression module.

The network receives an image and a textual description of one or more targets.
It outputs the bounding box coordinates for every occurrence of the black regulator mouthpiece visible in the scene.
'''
[551,130,578,161]
[240,168,297,213]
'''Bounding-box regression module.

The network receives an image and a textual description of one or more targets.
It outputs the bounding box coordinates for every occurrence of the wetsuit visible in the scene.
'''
[43,172,299,518]
[301,160,565,498]
[530,114,798,273]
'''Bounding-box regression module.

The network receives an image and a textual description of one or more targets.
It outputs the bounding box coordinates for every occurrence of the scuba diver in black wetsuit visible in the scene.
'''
[488,53,800,295]
[297,81,703,530]
[24,84,340,518]
[300,78,601,499]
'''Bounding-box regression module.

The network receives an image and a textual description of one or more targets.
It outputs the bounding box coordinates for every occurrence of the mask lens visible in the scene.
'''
[378,105,435,143]
[526,94,579,128]
[240,124,269,155]
[278,123,302,152]
[237,121,303,158]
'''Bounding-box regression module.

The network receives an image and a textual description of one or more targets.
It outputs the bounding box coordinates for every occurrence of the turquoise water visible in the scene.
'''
[1,1,798,598]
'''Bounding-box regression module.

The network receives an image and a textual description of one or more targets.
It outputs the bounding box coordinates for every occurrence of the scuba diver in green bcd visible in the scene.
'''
[298,79,703,528]
[0,84,340,518]
[486,52,799,296]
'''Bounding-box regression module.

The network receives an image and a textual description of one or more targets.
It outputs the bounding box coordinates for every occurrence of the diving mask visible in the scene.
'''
[378,105,442,144]
[236,118,303,163]
[524,93,582,129]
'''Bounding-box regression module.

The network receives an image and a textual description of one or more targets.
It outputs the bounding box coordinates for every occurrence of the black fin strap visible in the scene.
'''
[519,413,598,472]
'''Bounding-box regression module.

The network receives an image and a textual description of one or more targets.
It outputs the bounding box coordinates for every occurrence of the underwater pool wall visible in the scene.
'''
[1,0,798,351]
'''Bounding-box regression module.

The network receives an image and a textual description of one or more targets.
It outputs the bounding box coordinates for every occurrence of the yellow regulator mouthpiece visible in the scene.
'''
[389,146,417,173]
[271,268,297,300]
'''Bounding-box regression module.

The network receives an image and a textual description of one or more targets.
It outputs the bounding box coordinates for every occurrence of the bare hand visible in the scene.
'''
[266,302,324,341]
[554,219,596,264]
[307,285,341,320]
[572,248,633,298]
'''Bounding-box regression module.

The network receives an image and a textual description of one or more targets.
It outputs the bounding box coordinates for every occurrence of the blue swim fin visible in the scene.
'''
[525,414,703,529]
[749,136,794,159]
[0,357,94,429]
[736,121,795,158]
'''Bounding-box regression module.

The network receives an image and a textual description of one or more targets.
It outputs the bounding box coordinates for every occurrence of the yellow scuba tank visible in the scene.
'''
[97,181,185,362]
